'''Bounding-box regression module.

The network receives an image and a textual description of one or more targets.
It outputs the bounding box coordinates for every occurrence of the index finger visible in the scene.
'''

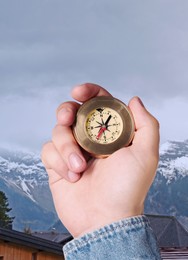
[57,83,112,126]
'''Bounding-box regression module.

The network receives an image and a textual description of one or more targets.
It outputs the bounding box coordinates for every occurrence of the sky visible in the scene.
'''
[0,0,188,152]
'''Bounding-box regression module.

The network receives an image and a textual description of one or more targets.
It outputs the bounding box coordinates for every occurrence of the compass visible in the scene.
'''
[73,96,135,158]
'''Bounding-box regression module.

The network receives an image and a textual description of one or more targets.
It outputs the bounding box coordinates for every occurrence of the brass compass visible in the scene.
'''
[73,96,135,158]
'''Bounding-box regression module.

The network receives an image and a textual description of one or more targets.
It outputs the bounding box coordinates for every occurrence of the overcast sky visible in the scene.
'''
[0,0,188,152]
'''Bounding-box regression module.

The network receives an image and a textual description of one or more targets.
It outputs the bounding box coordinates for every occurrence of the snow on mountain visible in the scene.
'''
[0,148,58,231]
[159,141,173,155]
[145,140,188,231]
[0,148,48,203]
[158,140,188,182]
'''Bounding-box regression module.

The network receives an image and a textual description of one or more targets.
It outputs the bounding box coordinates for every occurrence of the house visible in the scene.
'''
[0,228,65,260]
[147,215,188,259]
[33,215,188,260]
[0,215,187,259]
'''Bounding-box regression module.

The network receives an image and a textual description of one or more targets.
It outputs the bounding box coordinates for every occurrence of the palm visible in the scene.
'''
[50,145,156,237]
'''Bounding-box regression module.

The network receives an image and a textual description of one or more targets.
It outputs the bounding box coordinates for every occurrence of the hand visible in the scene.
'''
[41,83,160,237]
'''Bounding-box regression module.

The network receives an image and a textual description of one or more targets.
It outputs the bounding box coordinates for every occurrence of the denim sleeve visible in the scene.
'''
[63,215,162,260]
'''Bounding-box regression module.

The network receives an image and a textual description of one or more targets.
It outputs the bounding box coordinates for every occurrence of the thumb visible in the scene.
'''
[128,97,160,157]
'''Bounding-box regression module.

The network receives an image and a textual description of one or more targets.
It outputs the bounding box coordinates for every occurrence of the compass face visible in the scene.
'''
[73,96,135,158]
[85,107,123,144]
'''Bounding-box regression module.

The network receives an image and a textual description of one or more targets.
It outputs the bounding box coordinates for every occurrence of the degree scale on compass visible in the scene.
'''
[85,107,123,144]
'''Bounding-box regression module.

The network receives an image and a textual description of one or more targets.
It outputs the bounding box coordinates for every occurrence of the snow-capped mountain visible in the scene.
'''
[0,148,61,231]
[159,140,188,181]
[0,149,47,203]
[145,140,188,230]
[0,140,187,232]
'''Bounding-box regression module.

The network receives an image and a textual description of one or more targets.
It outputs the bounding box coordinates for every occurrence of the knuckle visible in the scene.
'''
[41,141,53,165]
[154,118,160,129]
[150,116,160,130]
[56,101,77,115]
[56,102,66,115]
[58,141,70,156]
[41,141,53,154]
[52,124,62,139]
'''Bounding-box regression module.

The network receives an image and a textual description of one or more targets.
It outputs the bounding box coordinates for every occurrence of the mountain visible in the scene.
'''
[145,140,188,230]
[0,148,65,231]
[0,140,188,232]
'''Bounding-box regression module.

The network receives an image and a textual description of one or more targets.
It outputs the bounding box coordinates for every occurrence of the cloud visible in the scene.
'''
[0,0,188,150]
[1,0,188,99]
[0,89,64,151]
[151,97,188,144]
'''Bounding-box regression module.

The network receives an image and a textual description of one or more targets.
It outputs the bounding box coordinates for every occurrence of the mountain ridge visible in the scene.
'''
[0,140,187,231]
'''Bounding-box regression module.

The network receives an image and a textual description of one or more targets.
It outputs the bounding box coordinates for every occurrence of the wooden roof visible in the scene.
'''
[0,227,63,256]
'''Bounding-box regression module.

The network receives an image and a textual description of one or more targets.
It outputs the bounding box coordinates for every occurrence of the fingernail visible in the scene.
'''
[57,108,72,124]
[69,153,83,170]
[137,97,145,108]
[68,171,80,182]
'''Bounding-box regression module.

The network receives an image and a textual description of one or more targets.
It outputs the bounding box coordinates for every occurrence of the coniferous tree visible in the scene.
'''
[0,191,14,229]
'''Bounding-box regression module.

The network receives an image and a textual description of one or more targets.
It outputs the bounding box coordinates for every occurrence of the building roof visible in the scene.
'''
[32,215,188,249]
[32,231,72,244]
[0,227,64,256]
[2,214,186,255]
[147,215,188,248]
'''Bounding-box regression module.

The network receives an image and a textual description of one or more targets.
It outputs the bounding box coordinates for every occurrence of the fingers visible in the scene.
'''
[52,124,87,173]
[71,83,112,102]
[128,97,160,162]
[56,101,80,126]
[43,83,111,183]
[41,142,81,183]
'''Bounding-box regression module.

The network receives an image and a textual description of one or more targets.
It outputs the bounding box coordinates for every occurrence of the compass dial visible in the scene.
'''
[73,96,135,158]
[85,107,123,144]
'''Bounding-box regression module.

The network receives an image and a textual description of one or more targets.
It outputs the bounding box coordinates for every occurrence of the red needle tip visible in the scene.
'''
[96,127,106,140]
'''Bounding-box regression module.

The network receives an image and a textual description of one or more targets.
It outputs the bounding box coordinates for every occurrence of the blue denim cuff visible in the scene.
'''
[63,215,161,260]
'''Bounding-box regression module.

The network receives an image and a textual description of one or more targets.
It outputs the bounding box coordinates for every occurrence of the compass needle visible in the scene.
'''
[96,127,106,140]
[104,115,112,126]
